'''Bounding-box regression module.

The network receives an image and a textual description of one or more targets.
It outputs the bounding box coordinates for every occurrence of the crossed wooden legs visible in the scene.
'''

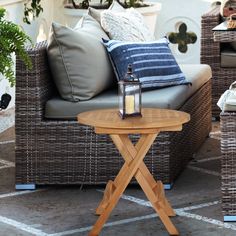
[89,133,179,236]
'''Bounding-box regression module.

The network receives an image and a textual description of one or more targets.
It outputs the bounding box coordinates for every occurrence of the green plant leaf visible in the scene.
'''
[0,7,32,87]
[23,0,43,24]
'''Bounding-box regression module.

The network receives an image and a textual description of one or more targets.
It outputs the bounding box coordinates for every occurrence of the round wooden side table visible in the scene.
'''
[77,108,190,236]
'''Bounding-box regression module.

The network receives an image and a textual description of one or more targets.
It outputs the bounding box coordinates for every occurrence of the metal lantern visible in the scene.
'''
[118,64,142,119]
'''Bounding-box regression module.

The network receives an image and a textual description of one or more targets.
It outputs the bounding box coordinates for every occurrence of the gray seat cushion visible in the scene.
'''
[231,41,236,51]
[221,49,236,67]
[45,64,212,119]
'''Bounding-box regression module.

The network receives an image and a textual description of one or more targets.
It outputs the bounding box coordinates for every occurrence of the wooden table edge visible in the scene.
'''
[94,125,185,134]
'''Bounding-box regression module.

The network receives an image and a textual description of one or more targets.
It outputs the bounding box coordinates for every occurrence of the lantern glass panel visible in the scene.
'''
[125,84,139,115]
[118,82,124,116]
[134,85,141,114]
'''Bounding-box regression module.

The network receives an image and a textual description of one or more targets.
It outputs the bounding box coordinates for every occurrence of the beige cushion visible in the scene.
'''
[47,15,115,102]
[45,64,212,119]
[224,103,236,111]
[221,49,236,67]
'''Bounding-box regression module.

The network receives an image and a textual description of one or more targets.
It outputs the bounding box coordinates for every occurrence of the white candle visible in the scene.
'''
[125,95,135,114]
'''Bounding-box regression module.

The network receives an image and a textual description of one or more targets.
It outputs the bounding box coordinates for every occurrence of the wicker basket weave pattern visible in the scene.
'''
[221,112,236,215]
[201,6,236,117]
[15,41,212,186]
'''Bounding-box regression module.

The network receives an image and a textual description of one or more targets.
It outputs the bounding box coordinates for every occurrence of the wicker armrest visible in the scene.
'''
[201,5,221,65]
[201,5,221,41]
[15,41,54,121]
[202,5,221,23]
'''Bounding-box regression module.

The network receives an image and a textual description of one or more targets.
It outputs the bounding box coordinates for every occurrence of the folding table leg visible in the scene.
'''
[111,134,178,235]
[89,134,157,236]
[96,180,115,215]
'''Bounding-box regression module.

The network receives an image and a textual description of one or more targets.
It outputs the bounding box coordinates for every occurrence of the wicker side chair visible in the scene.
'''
[221,111,236,221]
[15,41,212,190]
[201,5,236,117]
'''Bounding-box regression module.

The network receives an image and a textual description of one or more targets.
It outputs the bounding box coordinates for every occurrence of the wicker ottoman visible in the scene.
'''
[221,111,236,221]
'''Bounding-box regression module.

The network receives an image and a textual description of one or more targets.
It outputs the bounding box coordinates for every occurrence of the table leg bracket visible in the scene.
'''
[96,180,115,215]
[152,181,176,217]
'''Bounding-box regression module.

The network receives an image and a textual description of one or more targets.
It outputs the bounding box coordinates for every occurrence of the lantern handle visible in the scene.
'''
[124,64,139,82]
[127,64,133,74]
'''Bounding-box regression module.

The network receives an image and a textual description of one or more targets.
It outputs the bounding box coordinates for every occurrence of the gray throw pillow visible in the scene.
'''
[47,15,116,101]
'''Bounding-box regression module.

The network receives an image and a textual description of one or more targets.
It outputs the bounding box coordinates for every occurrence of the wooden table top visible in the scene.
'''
[77,108,190,133]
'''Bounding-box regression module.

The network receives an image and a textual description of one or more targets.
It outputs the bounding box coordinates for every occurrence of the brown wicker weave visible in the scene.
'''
[15,41,212,188]
[201,5,236,117]
[214,31,236,42]
[221,111,236,218]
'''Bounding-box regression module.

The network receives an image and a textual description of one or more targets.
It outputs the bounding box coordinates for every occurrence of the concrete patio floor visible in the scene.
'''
[1,116,236,235]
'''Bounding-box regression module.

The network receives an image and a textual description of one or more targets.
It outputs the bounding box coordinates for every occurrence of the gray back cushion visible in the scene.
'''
[47,15,116,101]
[221,49,236,67]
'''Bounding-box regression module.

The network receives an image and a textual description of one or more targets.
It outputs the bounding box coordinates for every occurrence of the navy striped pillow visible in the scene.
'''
[103,38,190,89]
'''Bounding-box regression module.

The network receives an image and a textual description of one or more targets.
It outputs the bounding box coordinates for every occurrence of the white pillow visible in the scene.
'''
[88,0,125,24]
[101,8,155,41]
[109,0,125,12]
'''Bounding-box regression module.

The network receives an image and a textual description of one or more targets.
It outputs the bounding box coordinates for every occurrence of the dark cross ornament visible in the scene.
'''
[168,23,197,53]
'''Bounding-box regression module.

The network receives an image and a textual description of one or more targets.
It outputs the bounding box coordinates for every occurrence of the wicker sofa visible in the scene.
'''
[201,5,236,117]
[15,41,212,190]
